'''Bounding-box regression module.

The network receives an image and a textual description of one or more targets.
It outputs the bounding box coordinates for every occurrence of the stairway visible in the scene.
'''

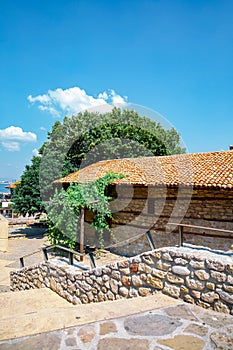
[0,287,178,342]
[0,287,76,341]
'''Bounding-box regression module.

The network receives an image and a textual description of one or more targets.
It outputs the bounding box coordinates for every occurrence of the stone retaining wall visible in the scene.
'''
[10,247,233,315]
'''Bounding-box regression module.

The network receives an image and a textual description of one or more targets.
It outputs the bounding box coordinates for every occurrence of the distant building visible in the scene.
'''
[5,181,20,198]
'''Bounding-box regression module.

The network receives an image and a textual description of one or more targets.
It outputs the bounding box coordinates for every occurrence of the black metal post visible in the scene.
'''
[88,252,96,269]
[146,230,156,250]
[179,226,184,246]
[19,257,24,268]
[69,252,74,265]
[42,247,48,261]
[80,207,85,262]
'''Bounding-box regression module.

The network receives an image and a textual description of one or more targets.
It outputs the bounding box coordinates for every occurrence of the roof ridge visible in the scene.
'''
[94,150,233,164]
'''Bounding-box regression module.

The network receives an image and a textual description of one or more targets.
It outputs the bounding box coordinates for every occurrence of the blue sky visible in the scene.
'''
[1,0,233,180]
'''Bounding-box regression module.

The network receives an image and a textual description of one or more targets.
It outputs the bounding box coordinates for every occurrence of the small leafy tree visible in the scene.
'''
[45,189,77,248]
[46,173,125,249]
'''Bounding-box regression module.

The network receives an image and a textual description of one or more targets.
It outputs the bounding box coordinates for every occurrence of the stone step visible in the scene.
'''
[0,287,76,340]
[0,289,178,341]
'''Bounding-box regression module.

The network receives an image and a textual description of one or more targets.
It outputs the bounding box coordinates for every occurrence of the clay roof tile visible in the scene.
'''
[54,150,233,189]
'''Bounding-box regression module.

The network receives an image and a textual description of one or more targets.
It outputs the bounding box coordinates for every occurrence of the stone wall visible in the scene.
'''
[10,246,233,315]
[104,185,233,255]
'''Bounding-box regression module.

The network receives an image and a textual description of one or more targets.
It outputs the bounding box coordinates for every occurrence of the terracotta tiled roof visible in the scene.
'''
[54,151,233,189]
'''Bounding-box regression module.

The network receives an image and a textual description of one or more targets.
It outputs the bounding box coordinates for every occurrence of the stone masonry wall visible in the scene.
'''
[105,186,233,255]
[10,247,233,315]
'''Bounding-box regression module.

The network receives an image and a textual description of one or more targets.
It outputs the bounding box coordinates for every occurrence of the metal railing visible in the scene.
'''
[19,230,157,269]
[19,244,96,269]
[168,223,233,247]
[19,249,41,268]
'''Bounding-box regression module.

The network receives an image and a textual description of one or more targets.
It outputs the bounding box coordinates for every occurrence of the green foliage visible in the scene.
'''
[46,172,125,249]
[14,108,185,216]
[12,156,45,216]
[45,189,77,249]
[40,108,185,200]
[43,107,184,172]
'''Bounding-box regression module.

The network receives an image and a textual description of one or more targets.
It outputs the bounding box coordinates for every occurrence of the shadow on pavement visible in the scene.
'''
[8,226,47,239]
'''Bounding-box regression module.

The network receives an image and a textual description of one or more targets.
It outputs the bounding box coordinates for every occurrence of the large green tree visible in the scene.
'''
[14,108,185,215]
[13,156,45,216]
[45,107,184,170]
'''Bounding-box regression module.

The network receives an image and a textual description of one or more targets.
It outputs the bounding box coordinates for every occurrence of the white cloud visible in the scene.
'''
[0,126,37,152]
[98,91,108,100]
[0,126,37,142]
[109,89,128,105]
[40,126,47,131]
[28,86,128,117]
[32,148,39,156]
[28,94,50,104]
[2,141,20,152]
[38,105,61,117]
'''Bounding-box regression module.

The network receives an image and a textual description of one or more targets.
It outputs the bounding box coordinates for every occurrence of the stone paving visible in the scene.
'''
[1,300,233,349]
[1,227,233,349]
[3,227,48,264]
[0,227,47,292]
[0,227,127,293]
[3,226,127,269]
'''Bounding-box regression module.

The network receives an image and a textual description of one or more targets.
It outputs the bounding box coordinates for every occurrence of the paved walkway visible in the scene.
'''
[0,227,127,292]
[0,227,47,292]
[1,227,233,349]
[1,293,233,349]
[3,226,48,263]
[0,292,176,340]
